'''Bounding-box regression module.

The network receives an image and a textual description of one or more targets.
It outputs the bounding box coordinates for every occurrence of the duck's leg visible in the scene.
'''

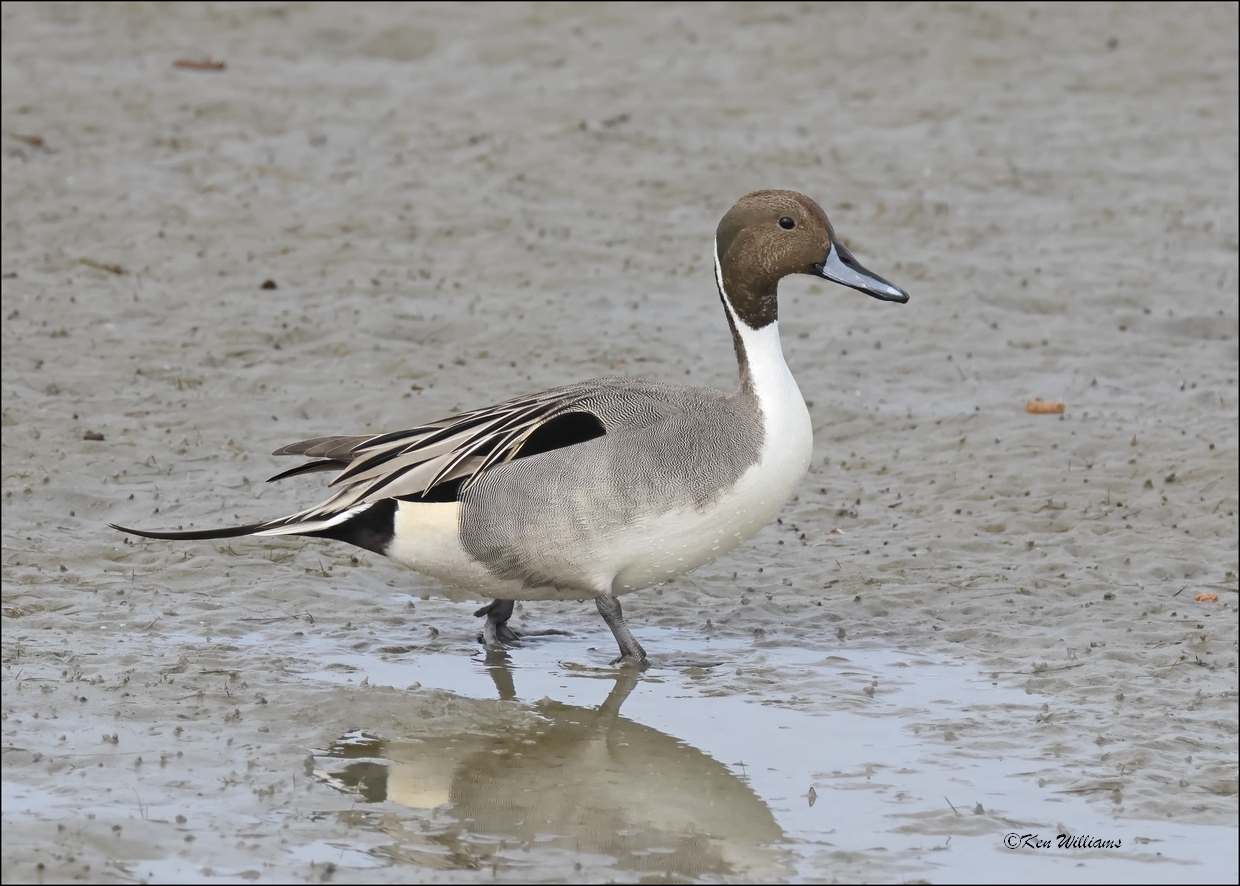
[474,599,520,649]
[595,594,647,667]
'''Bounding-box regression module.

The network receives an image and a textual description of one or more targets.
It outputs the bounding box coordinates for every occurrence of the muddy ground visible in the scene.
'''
[2,2,1237,883]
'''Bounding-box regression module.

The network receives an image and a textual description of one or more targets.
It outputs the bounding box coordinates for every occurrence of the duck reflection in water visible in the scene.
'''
[312,655,791,879]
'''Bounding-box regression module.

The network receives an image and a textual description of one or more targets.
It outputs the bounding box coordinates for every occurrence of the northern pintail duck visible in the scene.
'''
[112,190,908,665]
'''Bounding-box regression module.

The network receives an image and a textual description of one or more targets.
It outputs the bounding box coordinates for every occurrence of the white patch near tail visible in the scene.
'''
[386,500,504,591]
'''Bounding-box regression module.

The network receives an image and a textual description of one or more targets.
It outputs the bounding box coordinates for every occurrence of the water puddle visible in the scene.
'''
[301,629,1237,882]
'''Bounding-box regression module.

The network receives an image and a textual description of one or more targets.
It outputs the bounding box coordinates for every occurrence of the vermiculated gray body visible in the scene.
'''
[458,377,764,596]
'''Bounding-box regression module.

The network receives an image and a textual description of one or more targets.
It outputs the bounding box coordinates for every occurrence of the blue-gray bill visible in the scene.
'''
[815,240,910,303]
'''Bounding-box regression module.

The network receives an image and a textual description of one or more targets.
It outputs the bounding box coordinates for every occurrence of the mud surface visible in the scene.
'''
[3,2,1237,882]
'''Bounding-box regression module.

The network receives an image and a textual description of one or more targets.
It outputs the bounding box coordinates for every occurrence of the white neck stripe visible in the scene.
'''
[713,236,729,314]
[714,237,802,411]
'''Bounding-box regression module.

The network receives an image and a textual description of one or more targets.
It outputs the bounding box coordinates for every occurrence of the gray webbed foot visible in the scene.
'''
[474,599,520,650]
[608,652,650,670]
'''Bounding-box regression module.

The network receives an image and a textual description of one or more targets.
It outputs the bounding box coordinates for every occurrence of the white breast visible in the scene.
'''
[610,315,812,593]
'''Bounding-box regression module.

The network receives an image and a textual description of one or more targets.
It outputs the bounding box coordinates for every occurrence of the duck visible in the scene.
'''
[111,190,908,666]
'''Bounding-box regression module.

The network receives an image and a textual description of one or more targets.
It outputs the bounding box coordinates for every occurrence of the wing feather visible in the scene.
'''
[266,460,346,483]
[368,455,485,501]
[329,415,510,487]
[271,435,373,459]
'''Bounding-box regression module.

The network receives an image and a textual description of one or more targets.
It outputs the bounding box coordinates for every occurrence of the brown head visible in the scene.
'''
[714,190,908,330]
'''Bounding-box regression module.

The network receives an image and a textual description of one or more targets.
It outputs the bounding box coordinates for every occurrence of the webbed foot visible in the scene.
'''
[474,599,520,650]
[608,652,649,670]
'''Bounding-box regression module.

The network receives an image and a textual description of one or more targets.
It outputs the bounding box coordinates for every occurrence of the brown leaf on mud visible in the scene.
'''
[7,132,46,148]
[1026,398,1065,414]
[173,58,226,71]
[1194,592,1219,603]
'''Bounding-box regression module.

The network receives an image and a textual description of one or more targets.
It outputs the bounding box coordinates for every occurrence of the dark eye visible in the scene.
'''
[779,217,795,230]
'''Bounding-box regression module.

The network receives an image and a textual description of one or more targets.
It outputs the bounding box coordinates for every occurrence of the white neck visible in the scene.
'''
[714,247,814,492]
[724,300,805,413]
[714,241,805,410]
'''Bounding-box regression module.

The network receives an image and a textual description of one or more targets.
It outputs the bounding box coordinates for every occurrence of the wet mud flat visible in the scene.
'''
[3,2,1237,883]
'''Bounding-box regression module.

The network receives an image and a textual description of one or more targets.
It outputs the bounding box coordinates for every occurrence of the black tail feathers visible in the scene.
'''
[108,522,268,541]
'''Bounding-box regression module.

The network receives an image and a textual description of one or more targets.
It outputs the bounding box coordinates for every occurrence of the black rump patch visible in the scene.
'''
[514,411,605,459]
[305,498,398,555]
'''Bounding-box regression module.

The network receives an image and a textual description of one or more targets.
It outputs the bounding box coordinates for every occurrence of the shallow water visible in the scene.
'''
[8,622,1232,882]
[298,631,1239,883]
[3,2,1237,883]
[7,619,1230,882]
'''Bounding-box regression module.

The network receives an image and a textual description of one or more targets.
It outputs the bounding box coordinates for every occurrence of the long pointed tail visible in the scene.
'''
[108,522,269,541]
[108,498,398,556]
